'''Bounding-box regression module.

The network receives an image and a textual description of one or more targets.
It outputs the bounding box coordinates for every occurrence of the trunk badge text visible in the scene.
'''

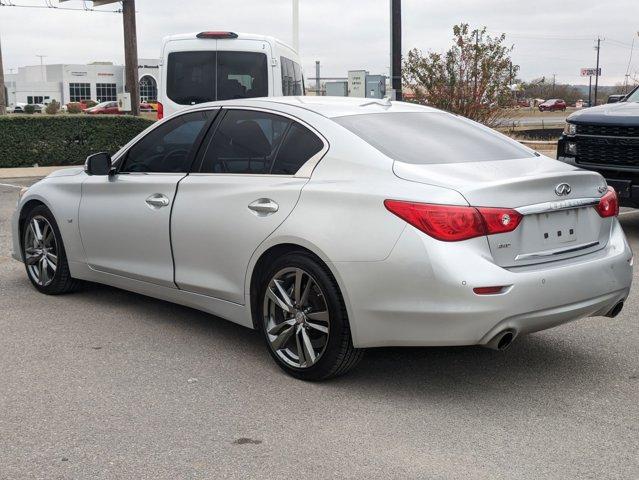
[555,183,572,196]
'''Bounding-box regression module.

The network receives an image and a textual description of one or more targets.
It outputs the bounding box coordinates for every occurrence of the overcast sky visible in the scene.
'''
[1,0,637,85]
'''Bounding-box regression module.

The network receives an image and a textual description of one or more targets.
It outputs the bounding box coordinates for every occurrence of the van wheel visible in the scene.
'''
[22,205,81,295]
[259,252,364,380]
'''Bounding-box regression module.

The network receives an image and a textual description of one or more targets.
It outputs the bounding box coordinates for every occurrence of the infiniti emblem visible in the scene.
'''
[555,183,572,196]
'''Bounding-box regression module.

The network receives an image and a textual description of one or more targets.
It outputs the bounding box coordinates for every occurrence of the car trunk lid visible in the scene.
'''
[394,157,611,267]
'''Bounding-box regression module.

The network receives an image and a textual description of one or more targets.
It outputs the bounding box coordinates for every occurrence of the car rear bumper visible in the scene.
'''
[335,219,633,348]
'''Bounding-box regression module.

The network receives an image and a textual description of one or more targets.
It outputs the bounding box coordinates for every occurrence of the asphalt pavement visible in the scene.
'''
[1,177,638,480]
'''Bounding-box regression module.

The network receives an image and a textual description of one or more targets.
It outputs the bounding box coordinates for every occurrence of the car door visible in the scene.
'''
[79,109,216,287]
[171,108,327,304]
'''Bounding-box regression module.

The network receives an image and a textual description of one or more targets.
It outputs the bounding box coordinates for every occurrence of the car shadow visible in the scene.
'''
[59,280,613,403]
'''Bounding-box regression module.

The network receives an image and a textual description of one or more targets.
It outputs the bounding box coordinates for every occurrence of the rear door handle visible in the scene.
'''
[145,194,170,208]
[248,198,279,215]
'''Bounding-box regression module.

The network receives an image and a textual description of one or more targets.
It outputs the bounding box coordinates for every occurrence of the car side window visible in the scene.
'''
[271,122,324,175]
[120,111,213,173]
[199,110,291,174]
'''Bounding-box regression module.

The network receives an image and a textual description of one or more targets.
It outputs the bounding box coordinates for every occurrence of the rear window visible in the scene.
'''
[167,51,268,106]
[334,112,534,164]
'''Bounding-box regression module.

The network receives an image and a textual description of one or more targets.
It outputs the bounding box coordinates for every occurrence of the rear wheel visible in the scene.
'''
[22,205,80,295]
[258,252,363,380]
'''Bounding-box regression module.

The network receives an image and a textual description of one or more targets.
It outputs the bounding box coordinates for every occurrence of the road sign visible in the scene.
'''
[581,68,601,77]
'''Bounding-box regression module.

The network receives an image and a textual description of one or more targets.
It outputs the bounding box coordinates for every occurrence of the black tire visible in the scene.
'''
[258,251,364,380]
[21,205,81,295]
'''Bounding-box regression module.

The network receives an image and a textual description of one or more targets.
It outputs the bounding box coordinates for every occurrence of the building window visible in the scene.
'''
[139,75,158,102]
[27,96,44,104]
[96,83,117,102]
[69,83,91,102]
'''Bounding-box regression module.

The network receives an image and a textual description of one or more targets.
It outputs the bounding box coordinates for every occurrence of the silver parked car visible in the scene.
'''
[12,97,633,379]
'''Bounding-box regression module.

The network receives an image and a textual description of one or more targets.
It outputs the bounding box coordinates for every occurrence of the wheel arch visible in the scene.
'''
[246,239,353,331]
[18,199,49,246]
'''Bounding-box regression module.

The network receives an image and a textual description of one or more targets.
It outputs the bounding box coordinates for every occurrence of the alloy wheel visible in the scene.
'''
[24,215,58,287]
[263,267,330,369]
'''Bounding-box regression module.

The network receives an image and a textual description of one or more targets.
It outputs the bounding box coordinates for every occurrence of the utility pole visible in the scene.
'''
[122,0,140,116]
[594,37,601,106]
[0,36,6,115]
[552,74,556,96]
[390,0,402,101]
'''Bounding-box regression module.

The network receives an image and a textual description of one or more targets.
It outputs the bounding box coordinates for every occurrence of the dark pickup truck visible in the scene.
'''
[558,86,639,207]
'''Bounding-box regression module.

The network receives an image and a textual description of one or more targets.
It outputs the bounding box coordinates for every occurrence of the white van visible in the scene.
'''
[158,31,304,119]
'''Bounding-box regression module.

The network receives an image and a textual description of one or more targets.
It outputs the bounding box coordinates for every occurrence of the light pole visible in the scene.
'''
[36,55,47,82]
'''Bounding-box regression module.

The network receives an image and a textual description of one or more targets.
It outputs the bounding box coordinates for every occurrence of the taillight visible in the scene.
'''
[157,102,164,120]
[384,200,522,242]
[596,186,619,218]
[477,207,523,235]
[197,31,238,39]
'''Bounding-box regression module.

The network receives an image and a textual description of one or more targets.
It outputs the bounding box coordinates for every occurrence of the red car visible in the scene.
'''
[85,101,123,115]
[538,99,567,112]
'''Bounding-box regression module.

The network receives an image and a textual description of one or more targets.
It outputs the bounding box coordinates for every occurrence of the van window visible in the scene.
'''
[167,51,268,106]
[281,57,303,96]
[217,51,268,100]
[167,52,216,105]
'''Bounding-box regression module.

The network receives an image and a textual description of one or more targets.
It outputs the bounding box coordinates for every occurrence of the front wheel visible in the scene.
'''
[258,252,364,380]
[22,205,80,295]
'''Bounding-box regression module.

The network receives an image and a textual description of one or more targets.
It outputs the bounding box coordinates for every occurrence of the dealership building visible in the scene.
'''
[3,59,159,107]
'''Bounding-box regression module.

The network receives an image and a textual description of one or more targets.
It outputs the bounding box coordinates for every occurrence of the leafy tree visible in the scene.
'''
[403,24,518,125]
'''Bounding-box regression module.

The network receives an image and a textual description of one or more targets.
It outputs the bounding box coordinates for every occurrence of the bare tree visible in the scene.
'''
[403,24,517,126]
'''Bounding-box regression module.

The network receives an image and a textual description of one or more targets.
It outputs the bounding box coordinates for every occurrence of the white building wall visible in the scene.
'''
[5,60,159,107]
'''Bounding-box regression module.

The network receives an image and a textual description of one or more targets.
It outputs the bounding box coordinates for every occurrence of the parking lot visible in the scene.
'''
[1,177,638,479]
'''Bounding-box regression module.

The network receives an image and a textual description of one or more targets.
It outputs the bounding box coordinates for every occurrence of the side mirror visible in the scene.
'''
[84,152,113,176]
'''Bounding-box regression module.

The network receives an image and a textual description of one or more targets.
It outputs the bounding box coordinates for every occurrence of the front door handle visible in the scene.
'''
[145,194,170,208]
[248,198,279,215]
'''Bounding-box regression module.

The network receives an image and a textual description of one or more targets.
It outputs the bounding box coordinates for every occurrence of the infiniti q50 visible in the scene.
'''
[12,97,633,379]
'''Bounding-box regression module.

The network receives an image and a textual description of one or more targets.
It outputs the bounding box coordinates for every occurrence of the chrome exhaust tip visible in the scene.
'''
[484,330,517,351]
[606,302,624,318]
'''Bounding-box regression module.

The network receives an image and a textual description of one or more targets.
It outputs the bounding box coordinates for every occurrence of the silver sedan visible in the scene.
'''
[11,97,633,379]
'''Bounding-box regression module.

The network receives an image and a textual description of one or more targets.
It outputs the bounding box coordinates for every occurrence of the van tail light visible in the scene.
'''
[384,200,523,242]
[197,31,238,39]
[157,102,164,120]
[595,186,619,218]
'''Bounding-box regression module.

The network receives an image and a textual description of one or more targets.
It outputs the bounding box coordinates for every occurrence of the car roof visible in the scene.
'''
[194,96,441,119]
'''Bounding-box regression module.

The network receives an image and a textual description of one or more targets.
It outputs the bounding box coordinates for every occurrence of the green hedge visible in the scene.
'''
[0,116,155,168]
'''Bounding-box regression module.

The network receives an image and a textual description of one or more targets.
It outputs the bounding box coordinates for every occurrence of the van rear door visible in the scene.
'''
[161,37,272,117]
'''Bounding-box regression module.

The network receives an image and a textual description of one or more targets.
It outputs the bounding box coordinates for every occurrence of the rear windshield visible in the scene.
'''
[167,51,268,105]
[334,112,534,164]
